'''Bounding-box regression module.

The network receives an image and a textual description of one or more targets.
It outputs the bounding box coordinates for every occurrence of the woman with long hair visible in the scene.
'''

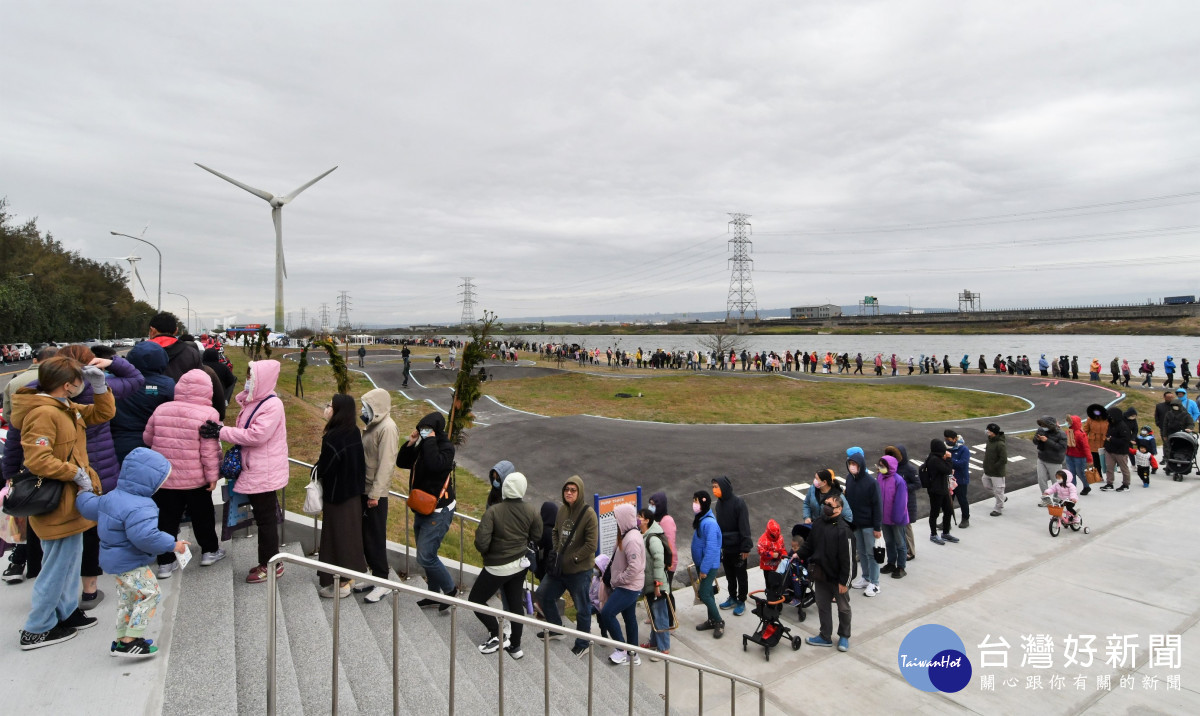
[315,393,367,598]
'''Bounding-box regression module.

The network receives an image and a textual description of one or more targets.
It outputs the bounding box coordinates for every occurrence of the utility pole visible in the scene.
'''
[319,302,330,336]
[725,212,758,331]
[458,277,476,325]
[336,291,352,332]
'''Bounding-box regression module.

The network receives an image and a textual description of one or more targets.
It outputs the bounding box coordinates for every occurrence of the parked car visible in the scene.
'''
[13,343,32,360]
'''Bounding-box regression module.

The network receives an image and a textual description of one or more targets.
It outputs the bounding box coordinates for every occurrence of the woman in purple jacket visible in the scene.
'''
[875,455,910,580]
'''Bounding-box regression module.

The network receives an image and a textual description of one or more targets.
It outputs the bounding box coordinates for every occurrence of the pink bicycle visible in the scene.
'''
[1046,496,1089,537]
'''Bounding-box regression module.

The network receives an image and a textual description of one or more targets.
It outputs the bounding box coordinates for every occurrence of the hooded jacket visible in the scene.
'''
[1176,389,1200,422]
[589,554,611,610]
[1162,401,1195,436]
[112,341,176,462]
[690,508,722,574]
[1165,357,1176,375]
[1035,416,1068,464]
[649,490,677,572]
[75,447,176,575]
[142,369,221,490]
[10,388,115,540]
[641,520,670,595]
[923,439,954,496]
[550,475,598,574]
[608,503,645,592]
[486,459,517,508]
[151,334,202,383]
[712,476,752,554]
[203,347,237,397]
[756,519,786,571]
[396,411,456,510]
[877,455,909,526]
[317,424,366,505]
[983,432,1008,476]
[360,388,400,500]
[795,507,852,587]
[1043,469,1079,503]
[843,451,882,531]
[474,472,540,568]
[1084,410,1109,452]
[1058,414,1087,458]
[947,436,971,485]
[887,445,921,504]
[220,360,289,495]
[1104,406,1134,455]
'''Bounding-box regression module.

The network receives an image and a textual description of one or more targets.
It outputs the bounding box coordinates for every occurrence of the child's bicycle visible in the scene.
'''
[1046,496,1089,537]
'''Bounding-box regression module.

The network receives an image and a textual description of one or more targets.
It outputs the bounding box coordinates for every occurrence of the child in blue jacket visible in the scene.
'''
[77,448,187,659]
[690,490,724,638]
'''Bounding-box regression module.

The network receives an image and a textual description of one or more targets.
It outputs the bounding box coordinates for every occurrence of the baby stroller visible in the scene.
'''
[782,524,815,622]
[742,569,803,660]
[1164,432,1199,482]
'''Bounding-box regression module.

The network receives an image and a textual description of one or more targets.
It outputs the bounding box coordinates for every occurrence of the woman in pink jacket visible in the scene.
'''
[144,369,224,578]
[213,360,289,583]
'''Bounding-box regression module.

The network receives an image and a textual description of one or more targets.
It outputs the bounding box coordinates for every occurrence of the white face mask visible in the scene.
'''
[647,504,656,515]
[419,428,434,439]
[68,382,85,398]
[244,376,256,396]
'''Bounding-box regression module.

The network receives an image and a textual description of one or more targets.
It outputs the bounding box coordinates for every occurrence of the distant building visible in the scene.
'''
[790,304,842,320]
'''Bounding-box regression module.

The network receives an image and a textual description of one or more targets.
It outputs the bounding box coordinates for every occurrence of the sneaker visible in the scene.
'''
[363,586,390,604]
[1116,485,1129,492]
[695,619,716,632]
[479,635,509,654]
[157,561,178,580]
[2,562,26,583]
[837,637,850,652]
[536,629,565,641]
[416,597,440,608]
[1100,484,1114,491]
[863,584,880,598]
[438,588,457,612]
[352,582,373,594]
[880,564,895,575]
[319,582,353,599]
[990,510,1002,517]
[732,601,746,616]
[20,624,76,651]
[891,568,906,579]
[1143,482,1150,488]
[110,637,157,659]
[79,589,105,611]
[1081,487,1091,496]
[505,644,524,660]
[571,643,590,658]
[929,534,945,545]
[59,608,98,631]
[851,576,869,589]
[246,566,267,584]
[609,649,628,665]
[713,621,725,639]
[718,598,736,610]
[806,635,834,647]
[199,549,226,567]
[941,533,960,544]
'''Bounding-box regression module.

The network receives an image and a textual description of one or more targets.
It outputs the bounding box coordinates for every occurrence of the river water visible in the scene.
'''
[465,334,1198,364]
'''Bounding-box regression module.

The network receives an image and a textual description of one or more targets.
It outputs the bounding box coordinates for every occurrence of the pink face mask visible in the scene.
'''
[692,502,702,514]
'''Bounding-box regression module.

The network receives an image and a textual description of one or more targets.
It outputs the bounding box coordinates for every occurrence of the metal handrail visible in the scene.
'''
[286,457,481,587]
[265,551,765,716]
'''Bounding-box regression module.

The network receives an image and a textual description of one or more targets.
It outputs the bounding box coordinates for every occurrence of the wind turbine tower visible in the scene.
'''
[102,253,149,303]
[195,163,338,332]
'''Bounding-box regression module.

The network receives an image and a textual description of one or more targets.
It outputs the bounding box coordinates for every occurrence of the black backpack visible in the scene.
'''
[918,462,931,489]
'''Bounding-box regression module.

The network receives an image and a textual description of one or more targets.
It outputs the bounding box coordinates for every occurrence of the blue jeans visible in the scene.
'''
[536,570,592,649]
[649,595,671,652]
[1065,456,1088,487]
[881,524,907,570]
[853,528,880,586]
[413,508,455,595]
[598,587,640,648]
[25,532,83,633]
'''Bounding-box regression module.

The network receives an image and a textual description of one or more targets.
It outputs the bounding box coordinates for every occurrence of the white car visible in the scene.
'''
[13,343,32,360]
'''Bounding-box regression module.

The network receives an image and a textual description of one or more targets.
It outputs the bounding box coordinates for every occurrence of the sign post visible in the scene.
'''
[594,487,642,557]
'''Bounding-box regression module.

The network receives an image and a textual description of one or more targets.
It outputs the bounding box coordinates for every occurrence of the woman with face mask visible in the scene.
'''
[314,393,367,598]
[690,491,724,639]
[802,470,854,526]
[10,355,114,649]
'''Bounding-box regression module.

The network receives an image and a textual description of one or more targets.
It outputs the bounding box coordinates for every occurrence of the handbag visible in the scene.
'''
[219,397,275,480]
[3,446,75,518]
[407,469,453,516]
[873,535,886,565]
[302,463,323,515]
[545,512,584,578]
[1085,466,1103,484]
[520,539,538,572]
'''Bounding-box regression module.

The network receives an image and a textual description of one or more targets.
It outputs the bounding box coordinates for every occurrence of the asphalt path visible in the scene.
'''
[357,363,1130,548]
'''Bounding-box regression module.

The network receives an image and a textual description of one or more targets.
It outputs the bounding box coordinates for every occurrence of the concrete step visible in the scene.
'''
[230,533,304,716]
[276,543,360,715]
[162,526,238,716]
[354,576,452,715]
[317,579,394,716]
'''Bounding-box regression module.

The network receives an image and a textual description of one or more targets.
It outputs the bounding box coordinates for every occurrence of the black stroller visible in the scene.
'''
[1164,432,1199,481]
[783,524,816,622]
[742,569,803,660]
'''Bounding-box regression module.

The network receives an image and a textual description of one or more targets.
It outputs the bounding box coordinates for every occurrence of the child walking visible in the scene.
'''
[76,448,187,658]
[1134,445,1153,488]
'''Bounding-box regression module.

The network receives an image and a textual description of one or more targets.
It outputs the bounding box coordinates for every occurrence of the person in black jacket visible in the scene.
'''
[315,393,367,598]
[1101,406,1134,491]
[797,493,853,651]
[396,411,458,606]
[843,448,882,596]
[711,476,751,616]
[203,348,237,406]
[924,439,959,545]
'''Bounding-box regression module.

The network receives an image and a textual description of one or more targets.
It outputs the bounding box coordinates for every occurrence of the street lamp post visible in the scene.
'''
[166,291,191,333]
[110,231,162,311]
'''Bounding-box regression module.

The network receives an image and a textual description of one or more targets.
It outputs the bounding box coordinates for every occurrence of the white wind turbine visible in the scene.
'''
[195,163,338,332]
[101,253,149,303]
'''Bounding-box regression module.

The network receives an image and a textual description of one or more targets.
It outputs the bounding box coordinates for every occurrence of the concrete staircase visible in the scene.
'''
[161,530,674,715]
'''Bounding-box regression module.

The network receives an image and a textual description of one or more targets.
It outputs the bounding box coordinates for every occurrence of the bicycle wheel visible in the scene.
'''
[1070,519,1082,532]
[1049,518,1061,537]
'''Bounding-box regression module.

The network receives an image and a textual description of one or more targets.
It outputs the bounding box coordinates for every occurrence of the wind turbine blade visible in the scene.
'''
[195,163,275,203]
[273,206,287,279]
[280,166,337,204]
[133,264,148,297]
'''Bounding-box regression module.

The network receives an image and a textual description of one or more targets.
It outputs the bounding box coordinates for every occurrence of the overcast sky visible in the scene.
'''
[3,1,1198,329]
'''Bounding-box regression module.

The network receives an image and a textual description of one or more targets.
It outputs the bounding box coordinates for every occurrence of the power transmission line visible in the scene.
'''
[319,303,330,334]
[336,291,352,332]
[725,213,757,324]
[458,277,477,324]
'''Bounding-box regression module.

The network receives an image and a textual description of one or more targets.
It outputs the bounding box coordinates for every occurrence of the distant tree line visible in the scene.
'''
[0,198,156,342]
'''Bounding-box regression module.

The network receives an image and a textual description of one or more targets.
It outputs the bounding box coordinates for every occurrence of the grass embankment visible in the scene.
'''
[223,347,490,569]
[483,372,1028,423]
